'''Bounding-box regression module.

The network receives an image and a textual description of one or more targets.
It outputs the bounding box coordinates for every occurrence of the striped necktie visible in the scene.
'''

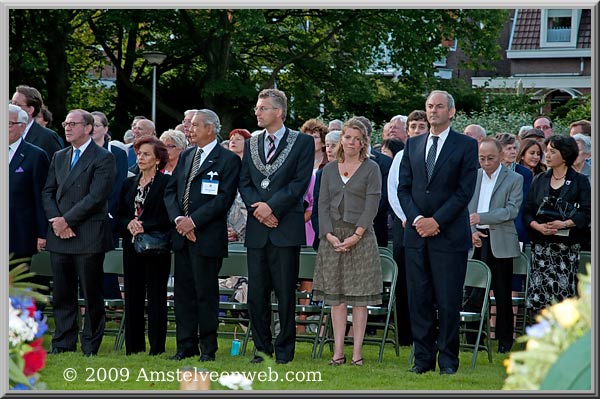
[183,148,203,215]
[426,136,438,181]
[266,135,276,163]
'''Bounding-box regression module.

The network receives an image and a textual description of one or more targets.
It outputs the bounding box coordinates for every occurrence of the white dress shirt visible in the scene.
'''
[9,137,22,164]
[476,164,502,229]
[388,149,406,221]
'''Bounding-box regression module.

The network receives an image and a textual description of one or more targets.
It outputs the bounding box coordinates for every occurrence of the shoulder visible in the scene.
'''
[504,167,523,183]
[515,163,533,178]
[110,144,127,157]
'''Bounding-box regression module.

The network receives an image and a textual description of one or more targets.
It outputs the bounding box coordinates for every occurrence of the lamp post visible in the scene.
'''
[142,51,167,124]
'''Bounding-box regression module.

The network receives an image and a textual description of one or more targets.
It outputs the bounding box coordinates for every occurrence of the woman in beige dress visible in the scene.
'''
[312,117,382,366]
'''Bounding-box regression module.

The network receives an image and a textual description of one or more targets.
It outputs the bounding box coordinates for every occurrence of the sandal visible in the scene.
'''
[328,355,347,366]
[350,358,363,366]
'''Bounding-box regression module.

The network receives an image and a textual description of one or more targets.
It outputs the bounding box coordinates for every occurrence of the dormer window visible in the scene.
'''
[540,9,581,48]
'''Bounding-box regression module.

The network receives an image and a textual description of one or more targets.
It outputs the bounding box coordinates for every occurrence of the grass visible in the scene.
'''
[39,321,512,392]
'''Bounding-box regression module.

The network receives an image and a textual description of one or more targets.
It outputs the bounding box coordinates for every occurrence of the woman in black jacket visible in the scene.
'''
[522,135,591,315]
[117,136,171,355]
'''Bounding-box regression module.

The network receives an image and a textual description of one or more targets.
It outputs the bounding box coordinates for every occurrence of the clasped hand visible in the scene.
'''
[252,202,278,228]
[415,217,440,238]
[175,216,196,242]
[535,220,563,236]
[127,218,145,236]
[49,217,76,239]
[326,233,360,253]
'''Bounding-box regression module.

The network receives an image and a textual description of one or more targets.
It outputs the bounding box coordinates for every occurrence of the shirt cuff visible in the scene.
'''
[412,215,424,226]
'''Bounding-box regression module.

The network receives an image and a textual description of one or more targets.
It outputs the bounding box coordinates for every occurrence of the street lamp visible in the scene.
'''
[142,51,167,124]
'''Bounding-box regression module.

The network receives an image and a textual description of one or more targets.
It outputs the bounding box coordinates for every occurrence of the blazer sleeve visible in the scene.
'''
[42,152,62,220]
[318,166,334,239]
[117,177,135,235]
[238,141,263,209]
[164,151,186,223]
[397,138,419,225]
[570,173,591,229]
[356,162,382,228]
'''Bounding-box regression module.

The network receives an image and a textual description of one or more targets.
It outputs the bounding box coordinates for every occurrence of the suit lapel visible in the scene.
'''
[470,169,483,211]
[268,128,289,164]
[58,143,97,200]
[429,130,456,181]
[414,134,428,180]
[258,132,267,164]
[9,141,26,172]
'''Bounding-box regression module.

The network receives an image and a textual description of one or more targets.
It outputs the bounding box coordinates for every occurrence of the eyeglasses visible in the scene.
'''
[93,123,105,128]
[253,106,278,113]
[9,101,27,107]
[62,121,85,128]
[165,144,178,149]
[8,121,23,127]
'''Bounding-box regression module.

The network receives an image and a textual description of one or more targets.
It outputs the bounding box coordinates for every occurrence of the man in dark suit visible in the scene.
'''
[239,89,314,364]
[11,85,63,159]
[398,90,478,375]
[9,104,49,263]
[42,109,116,356]
[164,109,241,362]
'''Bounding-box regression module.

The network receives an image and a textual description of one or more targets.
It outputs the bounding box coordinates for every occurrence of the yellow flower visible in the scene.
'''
[503,358,513,374]
[552,299,580,328]
[526,339,539,350]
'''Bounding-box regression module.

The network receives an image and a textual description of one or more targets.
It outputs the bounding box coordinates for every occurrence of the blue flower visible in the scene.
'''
[526,319,551,338]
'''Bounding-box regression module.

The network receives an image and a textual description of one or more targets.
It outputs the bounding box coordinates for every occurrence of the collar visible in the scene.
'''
[265,125,286,143]
[9,137,23,153]
[197,138,218,157]
[428,126,450,140]
[73,138,93,154]
[483,164,502,180]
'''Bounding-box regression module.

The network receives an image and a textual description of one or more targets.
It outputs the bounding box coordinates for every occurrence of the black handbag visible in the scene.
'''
[133,231,171,255]
[536,195,579,223]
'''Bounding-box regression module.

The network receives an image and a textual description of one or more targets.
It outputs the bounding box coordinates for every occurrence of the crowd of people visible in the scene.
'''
[8,84,592,374]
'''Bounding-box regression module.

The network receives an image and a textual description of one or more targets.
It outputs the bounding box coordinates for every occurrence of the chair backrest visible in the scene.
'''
[579,251,591,275]
[220,249,248,277]
[464,259,492,296]
[227,241,246,252]
[29,251,52,277]
[103,248,124,274]
[512,251,529,291]
[298,250,317,280]
[378,246,393,258]
[379,254,398,291]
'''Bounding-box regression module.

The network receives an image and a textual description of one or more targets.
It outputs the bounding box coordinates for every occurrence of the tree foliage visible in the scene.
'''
[10,8,508,140]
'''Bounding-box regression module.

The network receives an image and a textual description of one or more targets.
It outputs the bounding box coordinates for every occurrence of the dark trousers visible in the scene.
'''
[50,252,106,354]
[405,245,467,371]
[247,243,300,362]
[174,245,221,357]
[391,216,412,345]
[470,234,514,346]
[123,246,171,355]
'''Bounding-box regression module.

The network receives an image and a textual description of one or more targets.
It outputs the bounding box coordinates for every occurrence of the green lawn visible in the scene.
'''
[39,325,512,391]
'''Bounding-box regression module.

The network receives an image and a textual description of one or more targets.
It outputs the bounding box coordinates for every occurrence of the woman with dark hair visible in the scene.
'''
[517,139,546,176]
[117,136,172,355]
[522,135,591,315]
[380,138,404,159]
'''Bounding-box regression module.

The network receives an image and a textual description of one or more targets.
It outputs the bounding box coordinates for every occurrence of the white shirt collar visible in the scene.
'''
[198,138,218,158]
[73,138,93,154]
[483,164,502,181]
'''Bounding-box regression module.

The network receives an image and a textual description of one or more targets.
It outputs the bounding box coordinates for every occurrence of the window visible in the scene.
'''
[540,9,581,48]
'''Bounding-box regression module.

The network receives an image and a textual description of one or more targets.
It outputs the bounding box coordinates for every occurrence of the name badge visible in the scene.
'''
[201,179,219,195]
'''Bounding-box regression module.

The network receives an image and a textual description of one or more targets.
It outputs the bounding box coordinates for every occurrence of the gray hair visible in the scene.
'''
[123,130,134,143]
[9,104,28,124]
[390,115,407,124]
[465,124,486,138]
[426,90,455,110]
[572,133,592,155]
[328,119,343,130]
[325,130,341,143]
[195,109,221,135]
[160,129,187,149]
[184,109,198,118]
[518,125,533,138]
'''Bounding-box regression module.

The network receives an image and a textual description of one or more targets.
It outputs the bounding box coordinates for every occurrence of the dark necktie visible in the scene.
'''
[266,135,276,163]
[426,136,439,181]
[183,148,203,215]
[71,148,81,169]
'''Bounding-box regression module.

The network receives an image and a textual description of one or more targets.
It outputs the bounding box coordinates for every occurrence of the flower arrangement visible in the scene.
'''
[9,261,49,390]
[502,264,591,390]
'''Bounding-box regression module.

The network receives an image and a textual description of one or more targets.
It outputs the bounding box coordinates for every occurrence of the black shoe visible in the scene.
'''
[50,347,75,355]
[169,351,198,361]
[408,365,435,374]
[250,353,272,364]
[498,342,513,354]
[83,352,97,357]
[439,367,457,375]
[276,359,290,365]
[199,354,216,362]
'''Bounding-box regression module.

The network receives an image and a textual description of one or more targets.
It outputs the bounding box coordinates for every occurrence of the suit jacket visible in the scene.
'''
[523,167,591,244]
[164,143,241,258]
[513,163,533,243]
[42,141,116,254]
[468,166,523,259]
[318,159,382,238]
[9,140,50,257]
[371,150,392,246]
[398,129,479,252]
[25,121,63,159]
[238,128,314,248]
[117,172,171,243]
[105,142,128,218]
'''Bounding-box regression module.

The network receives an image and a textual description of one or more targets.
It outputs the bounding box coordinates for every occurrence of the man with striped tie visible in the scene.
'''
[239,89,314,364]
[164,109,241,362]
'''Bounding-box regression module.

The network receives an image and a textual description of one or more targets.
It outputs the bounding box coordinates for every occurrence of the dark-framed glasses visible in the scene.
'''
[8,121,24,127]
[62,121,85,128]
